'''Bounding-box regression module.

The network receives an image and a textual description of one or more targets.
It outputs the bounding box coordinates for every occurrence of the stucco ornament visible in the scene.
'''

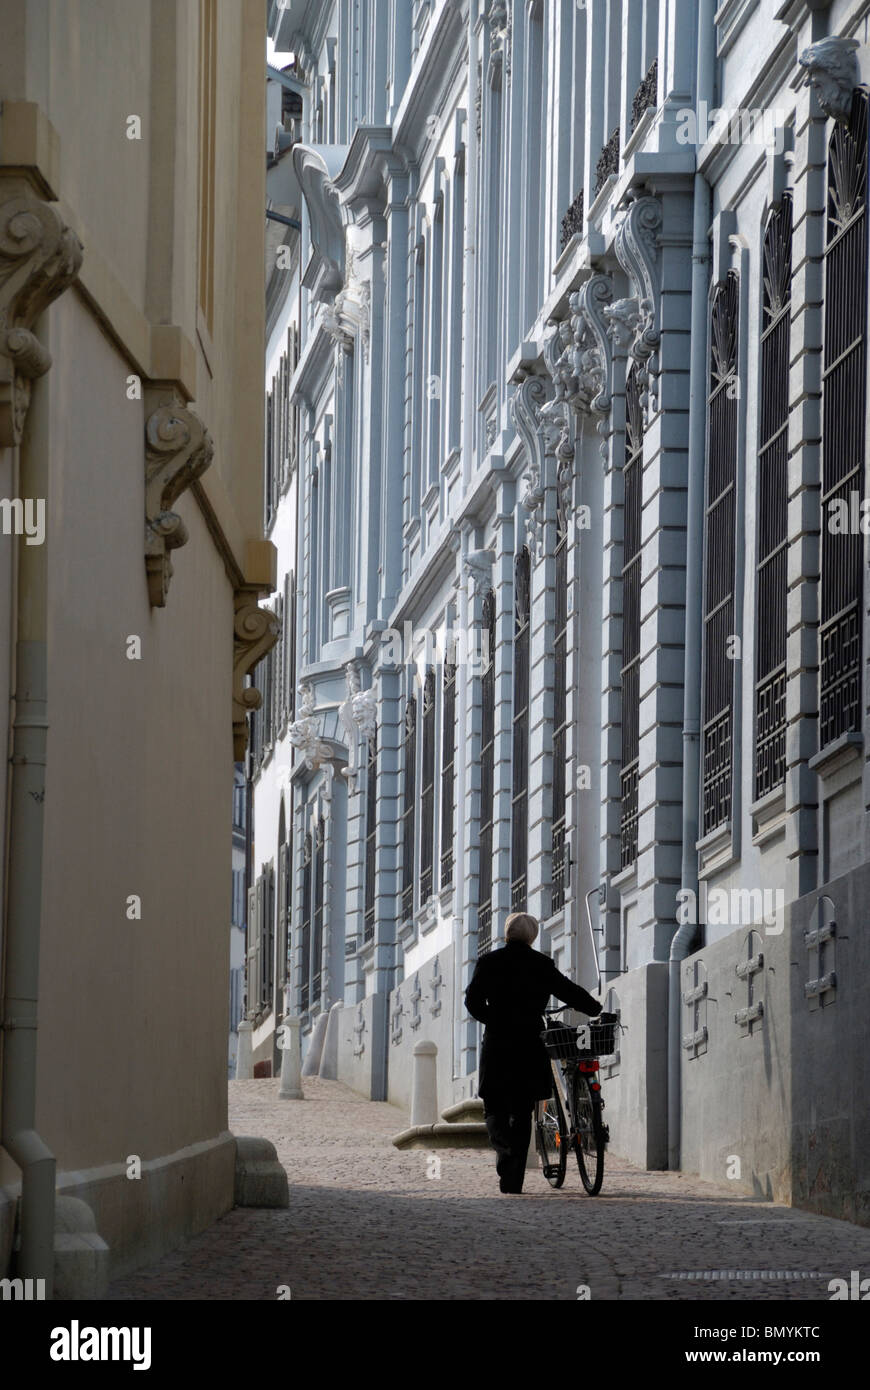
[144,399,214,607]
[611,194,663,418]
[511,374,550,559]
[798,37,860,123]
[0,188,82,446]
[569,273,615,416]
[288,681,331,772]
[463,549,495,601]
[232,594,279,759]
[293,143,371,359]
[338,660,377,777]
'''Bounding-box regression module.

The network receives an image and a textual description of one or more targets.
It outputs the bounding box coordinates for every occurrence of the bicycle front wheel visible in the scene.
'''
[571,1070,606,1195]
[535,1084,568,1188]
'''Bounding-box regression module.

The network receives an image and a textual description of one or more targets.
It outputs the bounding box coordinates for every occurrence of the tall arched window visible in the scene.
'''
[820,89,868,749]
[551,473,570,913]
[511,548,531,908]
[702,272,739,835]
[312,819,324,1005]
[755,194,792,799]
[621,365,643,867]
[363,727,377,943]
[420,669,437,902]
[401,695,417,922]
[477,590,497,954]
[300,832,312,1012]
[440,639,457,889]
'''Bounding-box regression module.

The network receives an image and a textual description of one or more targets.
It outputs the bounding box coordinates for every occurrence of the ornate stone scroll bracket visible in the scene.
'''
[799,37,860,123]
[568,272,615,417]
[612,194,663,418]
[511,372,559,560]
[463,548,495,601]
[338,659,377,777]
[144,398,214,607]
[0,188,83,446]
[288,680,331,772]
[488,0,511,82]
[232,592,279,759]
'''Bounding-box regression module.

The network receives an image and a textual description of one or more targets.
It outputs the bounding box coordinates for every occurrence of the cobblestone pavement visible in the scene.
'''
[107,1078,870,1301]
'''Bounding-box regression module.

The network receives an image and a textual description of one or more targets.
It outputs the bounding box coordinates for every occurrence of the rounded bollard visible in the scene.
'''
[410,1039,438,1128]
[278,1015,304,1099]
[235,1019,254,1080]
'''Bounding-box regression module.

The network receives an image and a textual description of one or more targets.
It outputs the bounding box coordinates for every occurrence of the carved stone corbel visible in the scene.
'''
[144,396,214,606]
[611,194,663,418]
[511,373,558,560]
[338,659,377,777]
[0,186,83,446]
[799,37,860,123]
[569,273,615,416]
[463,549,495,601]
[288,680,331,771]
[232,591,279,759]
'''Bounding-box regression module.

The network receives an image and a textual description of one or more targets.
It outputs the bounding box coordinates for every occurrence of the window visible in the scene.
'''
[364,728,378,943]
[477,590,496,954]
[300,833,311,1012]
[820,89,868,749]
[440,640,457,889]
[401,695,417,921]
[755,195,791,799]
[702,273,739,836]
[197,0,216,333]
[231,868,245,927]
[420,670,436,903]
[312,819,325,1005]
[620,365,643,867]
[510,548,531,908]
[551,473,570,912]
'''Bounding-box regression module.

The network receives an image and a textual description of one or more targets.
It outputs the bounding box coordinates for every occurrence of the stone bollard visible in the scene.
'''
[410,1039,438,1128]
[318,999,344,1079]
[278,1016,304,1099]
[301,1009,329,1077]
[235,1019,254,1079]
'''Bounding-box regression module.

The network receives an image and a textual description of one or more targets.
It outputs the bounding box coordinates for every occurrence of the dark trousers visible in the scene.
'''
[484,1096,533,1191]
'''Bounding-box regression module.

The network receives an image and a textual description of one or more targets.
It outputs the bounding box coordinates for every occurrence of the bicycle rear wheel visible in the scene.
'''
[535,1084,568,1188]
[571,1070,606,1195]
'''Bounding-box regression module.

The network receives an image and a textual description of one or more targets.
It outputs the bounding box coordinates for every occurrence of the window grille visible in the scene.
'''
[755,194,792,798]
[620,365,644,867]
[820,89,868,749]
[401,696,417,922]
[420,670,436,903]
[510,549,531,909]
[477,589,497,954]
[551,472,570,913]
[440,641,457,889]
[364,729,377,943]
[702,272,740,836]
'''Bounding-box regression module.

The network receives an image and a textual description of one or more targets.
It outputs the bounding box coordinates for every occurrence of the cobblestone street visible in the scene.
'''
[106,1079,870,1301]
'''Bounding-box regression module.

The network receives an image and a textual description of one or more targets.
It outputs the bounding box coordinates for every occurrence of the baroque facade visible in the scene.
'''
[0,0,278,1292]
[259,0,870,1223]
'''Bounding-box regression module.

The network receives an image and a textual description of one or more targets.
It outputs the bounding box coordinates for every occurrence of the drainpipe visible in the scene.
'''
[668,0,716,1172]
[1,324,56,1292]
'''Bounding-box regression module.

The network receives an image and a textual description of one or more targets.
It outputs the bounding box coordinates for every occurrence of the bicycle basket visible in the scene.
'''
[541,1019,617,1059]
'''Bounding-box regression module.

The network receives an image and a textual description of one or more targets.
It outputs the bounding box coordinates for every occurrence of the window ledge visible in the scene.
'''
[750,784,786,847]
[808,732,863,779]
[611,862,637,894]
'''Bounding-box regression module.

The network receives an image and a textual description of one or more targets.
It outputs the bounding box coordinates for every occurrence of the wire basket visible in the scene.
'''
[541,1019,617,1060]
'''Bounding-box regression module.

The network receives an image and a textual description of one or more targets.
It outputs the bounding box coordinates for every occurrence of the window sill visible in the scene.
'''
[808,732,863,779]
[750,784,786,848]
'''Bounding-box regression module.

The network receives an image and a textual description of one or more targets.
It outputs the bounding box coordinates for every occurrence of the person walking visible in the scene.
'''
[464,911,604,1193]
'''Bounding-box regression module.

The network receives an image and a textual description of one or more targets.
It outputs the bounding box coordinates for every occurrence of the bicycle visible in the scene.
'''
[535,1007,619,1195]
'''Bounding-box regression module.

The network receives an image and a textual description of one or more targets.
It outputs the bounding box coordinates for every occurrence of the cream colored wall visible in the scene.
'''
[0,0,271,1230]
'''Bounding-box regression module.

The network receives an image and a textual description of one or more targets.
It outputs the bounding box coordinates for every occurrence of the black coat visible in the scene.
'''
[464,940,602,1105]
